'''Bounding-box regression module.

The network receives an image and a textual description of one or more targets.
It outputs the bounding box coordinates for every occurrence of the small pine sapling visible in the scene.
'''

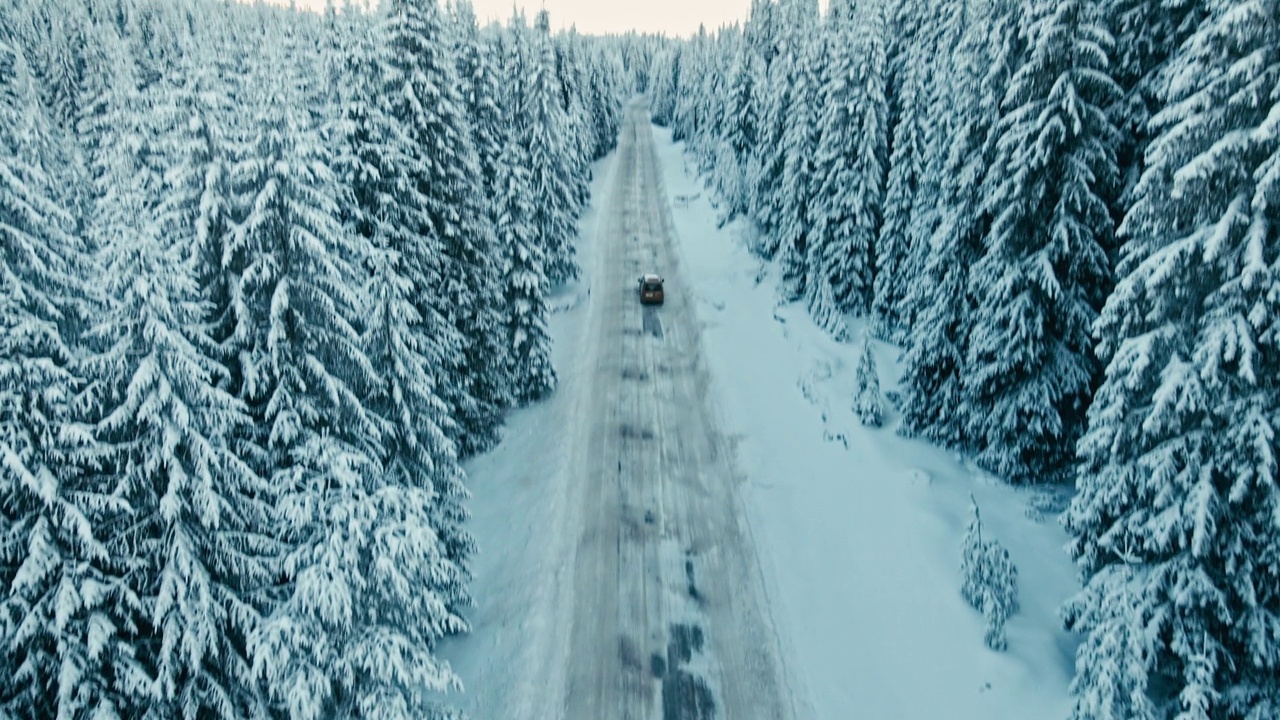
[960,497,1020,650]
[853,335,884,427]
[960,499,987,606]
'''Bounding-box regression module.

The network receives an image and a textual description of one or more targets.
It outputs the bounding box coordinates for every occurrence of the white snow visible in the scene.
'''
[440,123,1083,719]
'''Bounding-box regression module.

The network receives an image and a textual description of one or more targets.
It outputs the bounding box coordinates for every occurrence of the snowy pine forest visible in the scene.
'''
[1,0,633,717]
[646,0,1279,718]
[3,0,1279,717]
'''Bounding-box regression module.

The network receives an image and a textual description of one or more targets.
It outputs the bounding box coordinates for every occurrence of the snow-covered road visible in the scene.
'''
[556,100,796,720]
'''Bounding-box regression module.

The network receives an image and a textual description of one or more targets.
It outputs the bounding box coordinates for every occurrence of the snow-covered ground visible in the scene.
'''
[441,117,1084,719]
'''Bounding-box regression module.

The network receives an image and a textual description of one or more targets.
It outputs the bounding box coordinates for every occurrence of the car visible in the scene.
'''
[638,273,664,304]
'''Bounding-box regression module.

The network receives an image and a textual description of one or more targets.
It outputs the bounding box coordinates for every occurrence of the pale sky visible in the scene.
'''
[261,0,751,37]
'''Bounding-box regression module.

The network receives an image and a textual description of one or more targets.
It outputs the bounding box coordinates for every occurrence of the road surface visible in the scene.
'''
[549,100,796,720]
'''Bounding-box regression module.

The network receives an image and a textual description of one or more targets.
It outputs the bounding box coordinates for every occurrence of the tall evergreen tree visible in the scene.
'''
[73,16,129,185]
[899,0,968,301]
[805,0,887,335]
[154,27,245,374]
[874,17,930,342]
[497,125,556,405]
[898,0,1025,446]
[1103,0,1205,220]
[693,29,733,174]
[777,25,821,301]
[649,46,680,128]
[554,29,593,213]
[26,0,90,133]
[380,0,504,457]
[584,43,625,159]
[672,25,712,146]
[525,9,580,287]
[332,4,475,617]
[880,0,967,343]
[1064,1,1280,717]
[751,17,794,251]
[491,26,557,405]
[961,0,1119,483]
[450,0,502,202]
[717,37,763,220]
[753,2,800,266]
[744,0,780,67]
[449,0,517,427]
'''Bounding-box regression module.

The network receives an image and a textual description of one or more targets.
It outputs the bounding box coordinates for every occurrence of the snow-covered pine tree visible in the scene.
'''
[82,63,276,715]
[357,243,471,720]
[24,0,89,133]
[649,46,679,128]
[671,25,710,145]
[449,0,518,423]
[960,499,1019,651]
[897,0,1025,447]
[157,9,258,390]
[119,0,190,94]
[961,0,1119,483]
[584,42,625,159]
[526,8,581,287]
[450,0,501,201]
[1062,569,1159,720]
[685,27,715,150]
[697,30,734,174]
[853,335,884,427]
[742,0,778,210]
[776,1,821,301]
[497,24,557,405]
[896,0,968,324]
[0,36,137,720]
[499,127,557,406]
[751,14,794,253]
[895,0,963,327]
[805,0,887,334]
[79,23,161,251]
[744,0,780,68]
[282,2,331,130]
[554,28,593,213]
[9,0,95,222]
[380,0,505,457]
[366,0,456,418]
[958,501,985,598]
[716,36,763,220]
[874,5,930,343]
[315,0,357,148]
[1064,2,1280,717]
[332,3,475,615]
[71,15,129,184]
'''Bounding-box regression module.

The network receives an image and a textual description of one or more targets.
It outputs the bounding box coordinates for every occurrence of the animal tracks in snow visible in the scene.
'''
[796,359,853,451]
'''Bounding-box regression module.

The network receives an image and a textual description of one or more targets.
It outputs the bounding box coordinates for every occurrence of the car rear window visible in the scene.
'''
[643,281,662,292]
